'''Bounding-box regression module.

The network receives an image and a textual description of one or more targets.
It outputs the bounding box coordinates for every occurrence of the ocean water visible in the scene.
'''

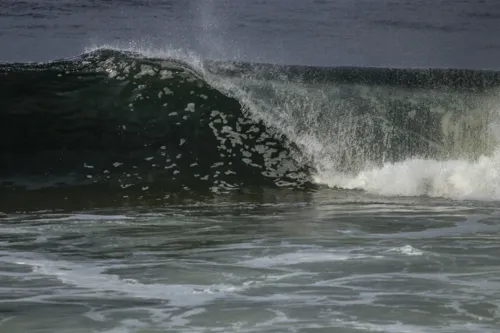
[1,1,500,332]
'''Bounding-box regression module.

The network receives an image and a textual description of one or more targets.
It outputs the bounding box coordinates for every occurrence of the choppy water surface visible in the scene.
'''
[1,191,500,333]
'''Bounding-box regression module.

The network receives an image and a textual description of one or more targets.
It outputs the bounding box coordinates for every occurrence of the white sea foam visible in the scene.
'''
[11,256,239,307]
[390,245,424,256]
[315,149,500,201]
[238,250,379,268]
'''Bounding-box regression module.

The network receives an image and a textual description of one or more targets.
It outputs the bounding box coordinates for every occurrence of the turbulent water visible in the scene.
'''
[1,196,500,333]
[1,48,500,210]
[1,47,500,333]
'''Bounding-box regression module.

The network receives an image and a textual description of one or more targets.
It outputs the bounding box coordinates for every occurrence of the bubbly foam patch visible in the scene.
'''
[316,149,500,201]
[390,245,424,256]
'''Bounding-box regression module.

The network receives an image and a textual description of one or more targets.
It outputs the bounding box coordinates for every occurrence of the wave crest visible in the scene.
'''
[1,48,499,201]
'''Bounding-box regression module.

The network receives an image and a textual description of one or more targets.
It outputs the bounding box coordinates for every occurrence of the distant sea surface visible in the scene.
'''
[2,0,500,68]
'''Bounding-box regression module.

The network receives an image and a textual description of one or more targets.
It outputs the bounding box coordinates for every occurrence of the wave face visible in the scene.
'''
[1,49,500,201]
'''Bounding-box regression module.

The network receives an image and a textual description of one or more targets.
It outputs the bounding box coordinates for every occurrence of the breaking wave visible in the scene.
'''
[1,47,499,202]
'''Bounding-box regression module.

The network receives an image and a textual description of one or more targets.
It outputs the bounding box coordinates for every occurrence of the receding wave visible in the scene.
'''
[1,48,499,203]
